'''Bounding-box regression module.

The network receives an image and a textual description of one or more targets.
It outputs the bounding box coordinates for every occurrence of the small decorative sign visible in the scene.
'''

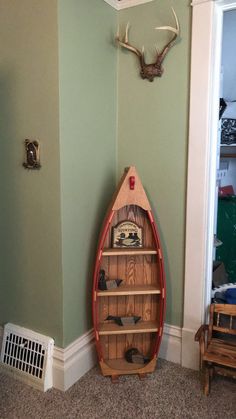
[112,221,142,248]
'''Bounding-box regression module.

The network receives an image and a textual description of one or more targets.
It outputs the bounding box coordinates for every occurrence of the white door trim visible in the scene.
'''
[183,0,236,369]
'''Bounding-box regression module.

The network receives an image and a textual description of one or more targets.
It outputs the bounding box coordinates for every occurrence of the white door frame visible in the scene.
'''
[182,0,236,369]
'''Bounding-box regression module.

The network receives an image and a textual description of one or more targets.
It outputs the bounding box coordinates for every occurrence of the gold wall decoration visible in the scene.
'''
[23,139,41,170]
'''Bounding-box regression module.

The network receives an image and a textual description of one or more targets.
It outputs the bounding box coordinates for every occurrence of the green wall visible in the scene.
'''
[58,0,117,346]
[0,1,63,344]
[117,0,191,326]
[0,0,191,349]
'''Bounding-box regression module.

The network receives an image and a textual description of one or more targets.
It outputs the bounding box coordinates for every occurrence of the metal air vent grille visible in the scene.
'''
[0,323,54,391]
[3,332,45,378]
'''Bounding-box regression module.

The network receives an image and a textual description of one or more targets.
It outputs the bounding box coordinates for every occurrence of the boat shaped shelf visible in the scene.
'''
[92,166,166,380]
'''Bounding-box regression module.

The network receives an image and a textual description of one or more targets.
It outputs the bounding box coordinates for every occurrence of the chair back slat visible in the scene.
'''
[197,303,236,395]
[208,304,215,343]
[208,304,236,341]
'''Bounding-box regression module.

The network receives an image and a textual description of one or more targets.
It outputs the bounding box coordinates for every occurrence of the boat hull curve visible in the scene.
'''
[92,167,166,378]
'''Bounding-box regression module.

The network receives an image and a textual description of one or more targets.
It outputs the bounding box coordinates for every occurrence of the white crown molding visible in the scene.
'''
[191,0,213,5]
[103,0,154,10]
[1,324,182,391]
[191,0,236,5]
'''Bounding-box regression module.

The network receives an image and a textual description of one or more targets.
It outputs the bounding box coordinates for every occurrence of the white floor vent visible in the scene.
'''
[0,323,54,391]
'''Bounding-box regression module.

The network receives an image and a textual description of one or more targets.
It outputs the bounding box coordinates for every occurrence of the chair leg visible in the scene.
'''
[204,366,210,396]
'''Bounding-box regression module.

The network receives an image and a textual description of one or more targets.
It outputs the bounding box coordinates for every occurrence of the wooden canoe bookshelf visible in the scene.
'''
[92,167,166,381]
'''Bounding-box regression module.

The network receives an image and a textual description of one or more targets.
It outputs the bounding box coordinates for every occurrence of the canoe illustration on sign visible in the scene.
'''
[92,167,166,381]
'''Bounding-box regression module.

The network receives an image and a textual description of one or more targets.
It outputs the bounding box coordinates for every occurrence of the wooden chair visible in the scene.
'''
[195,303,236,395]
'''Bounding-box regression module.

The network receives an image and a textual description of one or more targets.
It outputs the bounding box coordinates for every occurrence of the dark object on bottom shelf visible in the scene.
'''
[106,315,141,326]
[98,269,123,291]
[125,348,150,364]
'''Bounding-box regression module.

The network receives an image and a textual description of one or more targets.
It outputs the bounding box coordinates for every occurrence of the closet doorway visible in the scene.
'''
[182,0,236,370]
[213,9,236,301]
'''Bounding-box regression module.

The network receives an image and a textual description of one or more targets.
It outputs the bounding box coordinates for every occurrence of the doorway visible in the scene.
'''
[182,0,236,370]
[214,9,236,299]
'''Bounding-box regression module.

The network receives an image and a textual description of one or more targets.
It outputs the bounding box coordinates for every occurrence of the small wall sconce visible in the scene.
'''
[23,139,41,170]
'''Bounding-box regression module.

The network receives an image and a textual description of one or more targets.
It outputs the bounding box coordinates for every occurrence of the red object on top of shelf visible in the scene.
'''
[129,176,135,190]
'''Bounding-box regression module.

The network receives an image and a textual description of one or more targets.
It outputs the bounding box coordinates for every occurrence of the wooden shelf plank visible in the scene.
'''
[104,358,146,371]
[98,320,158,335]
[221,153,236,158]
[100,357,157,376]
[102,247,157,256]
[97,284,161,297]
[213,326,236,336]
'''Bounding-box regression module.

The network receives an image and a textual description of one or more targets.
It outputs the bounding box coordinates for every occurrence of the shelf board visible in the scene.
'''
[104,358,146,371]
[220,144,236,158]
[98,320,158,335]
[100,357,157,376]
[102,247,157,256]
[97,284,161,297]
[221,144,236,147]
[221,153,236,158]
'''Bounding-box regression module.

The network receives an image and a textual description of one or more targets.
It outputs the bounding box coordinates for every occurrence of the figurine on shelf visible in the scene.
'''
[98,269,123,291]
[125,348,149,364]
[106,315,141,326]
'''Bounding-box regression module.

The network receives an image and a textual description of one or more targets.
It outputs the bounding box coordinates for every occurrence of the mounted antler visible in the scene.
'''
[116,8,180,82]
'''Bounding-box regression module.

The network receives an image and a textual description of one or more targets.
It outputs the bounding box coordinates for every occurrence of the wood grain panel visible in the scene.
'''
[93,167,165,377]
[116,256,127,358]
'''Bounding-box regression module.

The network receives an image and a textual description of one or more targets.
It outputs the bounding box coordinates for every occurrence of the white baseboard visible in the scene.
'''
[159,323,182,364]
[53,323,182,391]
[181,327,199,370]
[53,329,97,391]
[1,323,182,391]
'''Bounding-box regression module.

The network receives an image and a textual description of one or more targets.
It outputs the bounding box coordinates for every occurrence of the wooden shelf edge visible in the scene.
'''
[97,285,161,297]
[98,320,159,335]
[100,357,157,376]
[221,153,236,158]
[102,247,157,256]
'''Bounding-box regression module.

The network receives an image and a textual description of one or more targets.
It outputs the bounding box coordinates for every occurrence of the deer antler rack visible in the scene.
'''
[116,8,180,82]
